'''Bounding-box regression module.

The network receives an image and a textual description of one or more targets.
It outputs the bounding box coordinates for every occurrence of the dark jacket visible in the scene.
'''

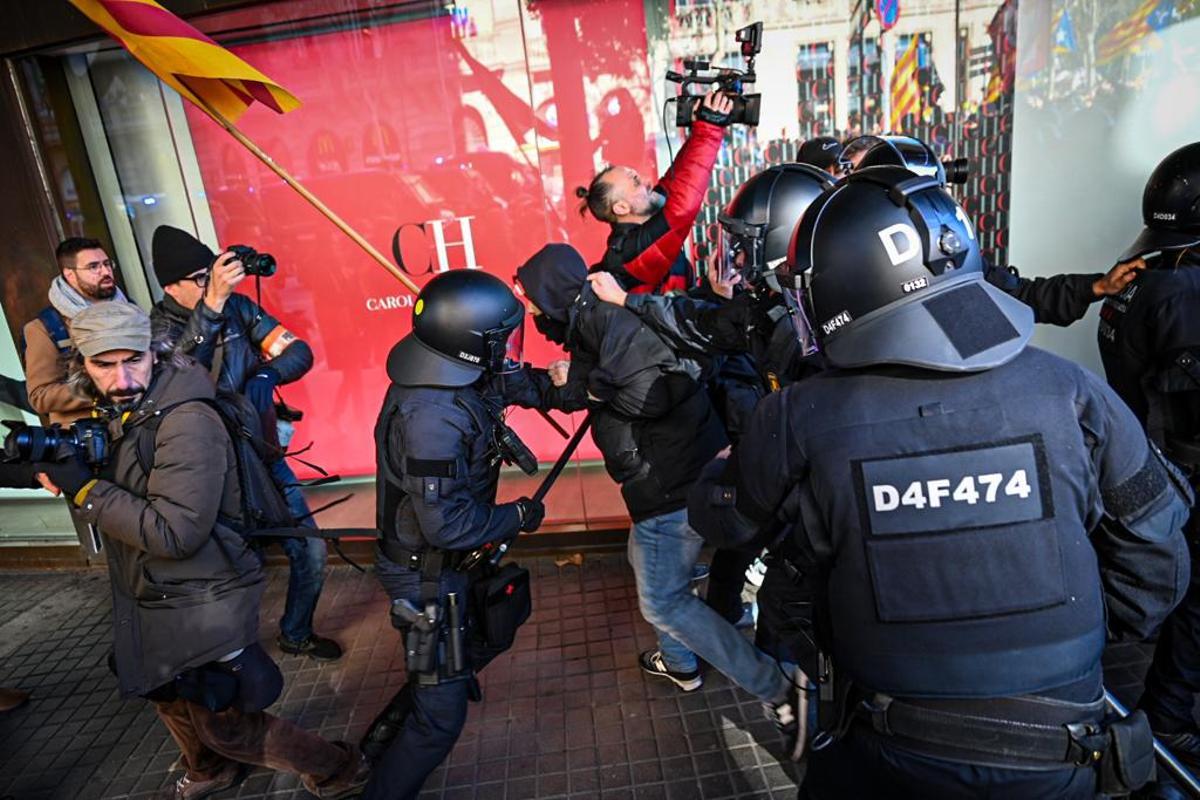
[984,263,1101,327]
[691,346,1190,699]
[375,367,586,553]
[519,251,727,521]
[623,290,824,390]
[151,293,313,393]
[75,362,265,698]
[1097,258,1200,455]
[599,120,725,296]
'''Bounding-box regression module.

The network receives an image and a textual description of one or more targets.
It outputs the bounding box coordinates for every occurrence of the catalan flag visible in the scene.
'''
[66,0,299,122]
[1097,0,1175,65]
[889,35,920,131]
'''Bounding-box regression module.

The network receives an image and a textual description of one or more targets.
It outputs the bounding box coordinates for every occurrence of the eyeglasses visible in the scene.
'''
[72,259,116,274]
[183,272,210,289]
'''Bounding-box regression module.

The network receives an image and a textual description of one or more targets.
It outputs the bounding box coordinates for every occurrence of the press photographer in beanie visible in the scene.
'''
[25,302,367,799]
[148,225,341,663]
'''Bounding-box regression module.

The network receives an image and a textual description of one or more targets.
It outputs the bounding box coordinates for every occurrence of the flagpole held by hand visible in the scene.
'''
[191,94,421,295]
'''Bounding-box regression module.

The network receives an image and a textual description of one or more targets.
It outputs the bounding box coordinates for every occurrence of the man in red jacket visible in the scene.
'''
[575,90,732,295]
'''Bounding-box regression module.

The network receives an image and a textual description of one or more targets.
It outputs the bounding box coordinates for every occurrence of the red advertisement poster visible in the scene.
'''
[184,2,657,479]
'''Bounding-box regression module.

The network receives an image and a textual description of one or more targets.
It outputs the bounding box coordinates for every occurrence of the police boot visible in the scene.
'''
[360,684,414,763]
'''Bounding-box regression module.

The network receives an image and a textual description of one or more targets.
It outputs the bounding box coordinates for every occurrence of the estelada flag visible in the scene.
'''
[889,35,920,131]
[66,0,299,121]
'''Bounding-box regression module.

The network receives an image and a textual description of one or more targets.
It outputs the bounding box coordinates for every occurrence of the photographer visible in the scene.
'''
[576,89,732,295]
[23,302,367,799]
[148,225,341,663]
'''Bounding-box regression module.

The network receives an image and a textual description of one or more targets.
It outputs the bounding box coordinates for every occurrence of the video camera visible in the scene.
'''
[666,21,762,128]
[217,244,276,278]
[3,419,109,467]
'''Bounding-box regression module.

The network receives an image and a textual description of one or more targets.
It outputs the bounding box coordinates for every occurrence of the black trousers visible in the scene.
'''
[800,726,1097,800]
[705,548,756,624]
[1140,519,1200,732]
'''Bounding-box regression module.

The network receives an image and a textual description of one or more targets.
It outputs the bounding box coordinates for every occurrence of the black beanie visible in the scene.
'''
[152,225,216,287]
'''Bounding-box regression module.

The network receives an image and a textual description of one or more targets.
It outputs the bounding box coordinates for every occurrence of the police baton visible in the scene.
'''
[461,413,592,571]
[1104,688,1200,798]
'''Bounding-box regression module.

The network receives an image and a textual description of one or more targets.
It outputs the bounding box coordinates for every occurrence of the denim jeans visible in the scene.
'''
[267,458,327,643]
[627,508,787,703]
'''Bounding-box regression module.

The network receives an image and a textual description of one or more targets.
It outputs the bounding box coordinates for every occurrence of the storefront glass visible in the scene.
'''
[46,0,1027,531]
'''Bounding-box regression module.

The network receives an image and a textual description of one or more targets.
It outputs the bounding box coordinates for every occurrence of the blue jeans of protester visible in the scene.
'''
[627,508,787,703]
[267,458,327,643]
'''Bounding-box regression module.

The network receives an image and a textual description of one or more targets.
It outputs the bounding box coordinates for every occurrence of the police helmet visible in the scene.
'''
[783,165,1032,372]
[1119,142,1200,261]
[386,270,524,388]
[717,163,834,286]
[855,135,949,184]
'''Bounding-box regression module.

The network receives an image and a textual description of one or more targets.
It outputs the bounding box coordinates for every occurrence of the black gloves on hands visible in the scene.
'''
[514,496,546,533]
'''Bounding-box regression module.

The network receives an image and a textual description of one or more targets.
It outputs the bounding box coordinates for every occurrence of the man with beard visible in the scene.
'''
[575,90,733,295]
[24,301,368,800]
[23,238,127,425]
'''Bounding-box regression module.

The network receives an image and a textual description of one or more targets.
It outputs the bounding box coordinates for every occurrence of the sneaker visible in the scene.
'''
[278,634,343,662]
[304,742,371,799]
[691,562,710,582]
[639,649,703,692]
[745,557,768,588]
[157,762,245,800]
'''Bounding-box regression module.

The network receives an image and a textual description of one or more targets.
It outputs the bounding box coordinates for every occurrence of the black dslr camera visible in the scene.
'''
[3,419,109,467]
[227,244,276,277]
[667,21,762,127]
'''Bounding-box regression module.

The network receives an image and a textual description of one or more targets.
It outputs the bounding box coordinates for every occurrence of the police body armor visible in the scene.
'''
[796,353,1106,699]
[374,383,505,557]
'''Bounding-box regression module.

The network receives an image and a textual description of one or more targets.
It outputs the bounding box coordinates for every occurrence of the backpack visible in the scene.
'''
[135,390,296,537]
[19,307,72,362]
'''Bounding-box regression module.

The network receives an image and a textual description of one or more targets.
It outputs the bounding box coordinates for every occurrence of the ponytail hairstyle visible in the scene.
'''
[575,165,619,223]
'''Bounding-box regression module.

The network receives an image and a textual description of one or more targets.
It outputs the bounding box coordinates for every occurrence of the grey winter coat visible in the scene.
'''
[75,361,265,698]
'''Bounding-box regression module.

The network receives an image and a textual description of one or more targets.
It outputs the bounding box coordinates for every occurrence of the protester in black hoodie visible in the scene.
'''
[515,244,791,713]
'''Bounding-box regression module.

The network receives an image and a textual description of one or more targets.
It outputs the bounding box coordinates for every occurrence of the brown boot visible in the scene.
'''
[156,761,244,800]
[303,742,371,799]
[0,688,28,713]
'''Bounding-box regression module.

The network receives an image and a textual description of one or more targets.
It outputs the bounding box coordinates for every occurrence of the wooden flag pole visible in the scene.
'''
[193,96,422,295]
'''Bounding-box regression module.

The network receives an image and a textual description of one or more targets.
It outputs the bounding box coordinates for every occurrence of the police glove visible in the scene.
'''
[36,450,92,500]
[244,367,280,415]
[514,496,545,532]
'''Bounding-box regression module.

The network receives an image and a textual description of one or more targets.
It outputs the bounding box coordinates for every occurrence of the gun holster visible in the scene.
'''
[1098,709,1156,795]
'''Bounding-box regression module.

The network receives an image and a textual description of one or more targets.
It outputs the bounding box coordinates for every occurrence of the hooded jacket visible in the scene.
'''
[518,245,727,521]
[74,361,264,698]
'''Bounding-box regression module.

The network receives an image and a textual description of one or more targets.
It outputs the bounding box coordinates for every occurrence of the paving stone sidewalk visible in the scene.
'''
[0,555,806,800]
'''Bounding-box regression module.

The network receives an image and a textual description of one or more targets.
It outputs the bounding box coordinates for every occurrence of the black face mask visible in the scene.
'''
[533,314,568,345]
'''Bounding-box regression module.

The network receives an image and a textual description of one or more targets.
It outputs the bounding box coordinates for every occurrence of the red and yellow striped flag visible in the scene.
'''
[66,0,299,122]
[889,35,921,131]
[1097,0,1160,65]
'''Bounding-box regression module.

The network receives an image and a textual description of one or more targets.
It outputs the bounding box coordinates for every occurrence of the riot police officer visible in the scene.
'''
[1098,141,1200,765]
[362,270,585,800]
[691,165,1192,798]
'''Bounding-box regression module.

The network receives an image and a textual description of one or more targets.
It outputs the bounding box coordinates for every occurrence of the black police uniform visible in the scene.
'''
[691,166,1191,798]
[1096,142,1200,747]
[363,271,585,800]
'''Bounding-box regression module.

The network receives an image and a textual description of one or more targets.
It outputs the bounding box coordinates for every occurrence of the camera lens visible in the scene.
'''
[944,157,970,185]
